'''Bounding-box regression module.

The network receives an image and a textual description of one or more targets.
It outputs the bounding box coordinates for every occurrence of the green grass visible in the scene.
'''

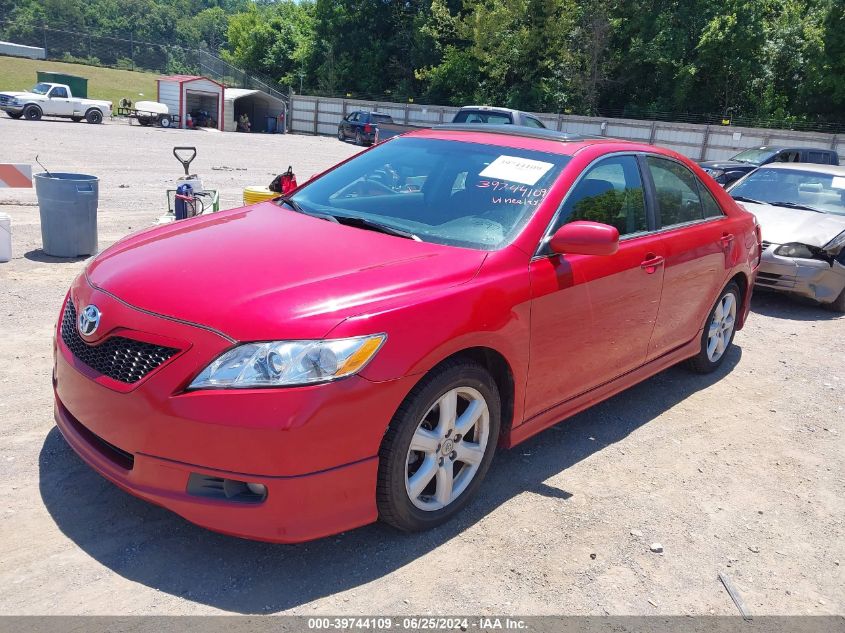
[0,56,159,107]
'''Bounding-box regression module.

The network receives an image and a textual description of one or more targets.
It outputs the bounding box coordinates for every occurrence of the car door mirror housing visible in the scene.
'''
[549,221,620,256]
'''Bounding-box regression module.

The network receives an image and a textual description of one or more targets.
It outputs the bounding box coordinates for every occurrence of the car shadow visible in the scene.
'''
[750,289,843,321]
[24,249,89,264]
[38,347,741,614]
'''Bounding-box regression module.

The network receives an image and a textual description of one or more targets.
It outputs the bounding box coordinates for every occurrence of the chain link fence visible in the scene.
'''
[0,20,290,104]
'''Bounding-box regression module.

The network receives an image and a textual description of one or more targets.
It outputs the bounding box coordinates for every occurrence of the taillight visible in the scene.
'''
[364,123,372,133]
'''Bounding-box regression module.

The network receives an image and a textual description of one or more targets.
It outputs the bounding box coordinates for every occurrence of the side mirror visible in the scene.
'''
[549,221,619,256]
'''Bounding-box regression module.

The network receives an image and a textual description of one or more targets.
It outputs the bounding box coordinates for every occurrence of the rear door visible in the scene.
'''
[643,155,733,359]
[526,154,665,418]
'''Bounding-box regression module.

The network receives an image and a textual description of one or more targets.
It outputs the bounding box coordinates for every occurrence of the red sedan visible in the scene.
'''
[53,126,760,542]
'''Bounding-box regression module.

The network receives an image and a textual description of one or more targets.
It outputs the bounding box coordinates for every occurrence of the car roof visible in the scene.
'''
[405,124,633,156]
[755,162,845,176]
[749,146,834,152]
[457,105,522,114]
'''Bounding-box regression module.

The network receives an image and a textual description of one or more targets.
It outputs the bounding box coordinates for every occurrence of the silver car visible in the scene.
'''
[728,163,845,311]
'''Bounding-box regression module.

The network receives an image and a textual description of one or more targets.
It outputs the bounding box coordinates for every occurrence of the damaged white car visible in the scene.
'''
[729,163,845,311]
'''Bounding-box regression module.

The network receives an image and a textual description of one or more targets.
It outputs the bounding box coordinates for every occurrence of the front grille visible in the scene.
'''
[61,300,178,384]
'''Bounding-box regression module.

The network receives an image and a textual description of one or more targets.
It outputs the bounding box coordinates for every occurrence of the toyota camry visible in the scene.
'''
[53,126,760,542]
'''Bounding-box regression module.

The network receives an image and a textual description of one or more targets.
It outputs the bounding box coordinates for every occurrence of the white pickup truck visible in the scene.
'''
[0,82,112,124]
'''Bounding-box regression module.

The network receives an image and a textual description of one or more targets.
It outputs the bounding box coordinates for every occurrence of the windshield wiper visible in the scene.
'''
[333,215,421,241]
[769,201,825,213]
[276,195,306,214]
[732,195,766,205]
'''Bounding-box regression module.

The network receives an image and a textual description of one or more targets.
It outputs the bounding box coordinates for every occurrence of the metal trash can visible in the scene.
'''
[34,172,99,257]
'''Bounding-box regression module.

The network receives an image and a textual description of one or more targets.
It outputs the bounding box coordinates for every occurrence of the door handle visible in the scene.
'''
[720,233,735,249]
[640,254,665,273]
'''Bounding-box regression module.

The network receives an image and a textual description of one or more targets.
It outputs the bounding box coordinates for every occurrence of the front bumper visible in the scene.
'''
[52,276,416,542]
[755,245,845,304]
[1,105,24,115]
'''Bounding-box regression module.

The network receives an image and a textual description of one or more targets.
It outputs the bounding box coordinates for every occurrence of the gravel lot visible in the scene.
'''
[0,117,842,616]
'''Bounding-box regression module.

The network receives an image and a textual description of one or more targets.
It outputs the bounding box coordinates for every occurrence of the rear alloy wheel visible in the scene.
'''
[687,282,740,373]
[355,130,363,146]
[85,109,103,124]
[23,105,41,121]
[377,360,500,532]
[158,114,172,128]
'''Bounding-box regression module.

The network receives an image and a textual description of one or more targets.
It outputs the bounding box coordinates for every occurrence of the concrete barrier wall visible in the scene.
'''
[291,94,844,162]
[0,41,46,60]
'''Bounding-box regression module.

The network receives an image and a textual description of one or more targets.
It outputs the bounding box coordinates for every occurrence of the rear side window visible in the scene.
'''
[697,180,725,218]
[807,151,829,164]
[554,155,647,237]
[371,114,393,124]
[646,156,706,227]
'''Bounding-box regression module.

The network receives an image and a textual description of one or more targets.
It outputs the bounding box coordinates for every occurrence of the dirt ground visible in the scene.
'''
[0,117,842,617]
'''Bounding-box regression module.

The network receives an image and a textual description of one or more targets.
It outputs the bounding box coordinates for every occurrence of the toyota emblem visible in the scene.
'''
[78,304,101,336]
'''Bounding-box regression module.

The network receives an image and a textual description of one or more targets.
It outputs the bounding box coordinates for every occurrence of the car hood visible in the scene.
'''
[699,160,755,171]
[0,91,38,99]
[86,202,488,341]
[739,201,845,249]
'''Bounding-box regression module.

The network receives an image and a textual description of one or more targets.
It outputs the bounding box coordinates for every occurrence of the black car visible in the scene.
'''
[700,146,840,187]
[337,111,394,145]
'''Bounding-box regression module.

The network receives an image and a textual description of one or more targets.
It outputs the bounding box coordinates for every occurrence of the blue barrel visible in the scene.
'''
[265,116,277,133]
[33,172,99,257]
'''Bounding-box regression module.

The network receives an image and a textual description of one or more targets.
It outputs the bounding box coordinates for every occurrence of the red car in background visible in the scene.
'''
[53,126,760,542]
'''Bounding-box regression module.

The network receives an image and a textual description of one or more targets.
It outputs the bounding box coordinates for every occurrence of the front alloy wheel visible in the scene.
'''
[405,386,490,511]
[377,360,500,532]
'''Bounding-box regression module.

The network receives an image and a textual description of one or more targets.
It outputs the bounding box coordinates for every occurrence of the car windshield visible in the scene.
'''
[31,83,52,95]
[291,137,569,249]
[729,168,845,215]
[730,148,777,165]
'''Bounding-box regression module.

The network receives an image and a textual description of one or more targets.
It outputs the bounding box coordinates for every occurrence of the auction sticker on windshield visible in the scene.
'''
[479,155,554,186]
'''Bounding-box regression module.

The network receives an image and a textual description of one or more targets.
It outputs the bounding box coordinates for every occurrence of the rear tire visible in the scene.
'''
[158,114,172,128]
[687,282,741,373]
[23,105,41,121]
[824,286,845,313]
[377,360,500,532]
[85,109,103,124]
[355,130,363,146]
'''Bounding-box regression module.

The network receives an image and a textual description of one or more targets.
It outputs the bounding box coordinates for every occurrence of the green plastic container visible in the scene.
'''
[36,71,88,98]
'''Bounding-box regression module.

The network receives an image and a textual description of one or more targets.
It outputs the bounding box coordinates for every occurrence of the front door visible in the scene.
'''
[525,154,665,419]
[47,86,74,116]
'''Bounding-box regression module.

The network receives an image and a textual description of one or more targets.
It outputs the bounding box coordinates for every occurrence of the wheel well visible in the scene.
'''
[728,272,748,301]
[430,347,515,443]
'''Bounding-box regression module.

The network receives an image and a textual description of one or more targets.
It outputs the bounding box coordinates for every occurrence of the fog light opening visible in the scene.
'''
[186,473,268,504]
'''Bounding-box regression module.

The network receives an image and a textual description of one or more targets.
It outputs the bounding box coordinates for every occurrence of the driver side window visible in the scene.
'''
[552,155,647,238]
[50,87,68,98]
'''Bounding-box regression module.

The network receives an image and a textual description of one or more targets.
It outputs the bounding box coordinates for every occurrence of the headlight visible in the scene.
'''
[774,243,816,258]
[10,98,20,105]
[188,334,386,389]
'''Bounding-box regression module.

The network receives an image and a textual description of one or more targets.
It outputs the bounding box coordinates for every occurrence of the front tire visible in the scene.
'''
[687,282,740,373]
[377,360,500,532]
[7,111,23,119]
[71,116,83,122]
[85,109,103,124]
[337,127,345,141]
[23,105,41,121]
